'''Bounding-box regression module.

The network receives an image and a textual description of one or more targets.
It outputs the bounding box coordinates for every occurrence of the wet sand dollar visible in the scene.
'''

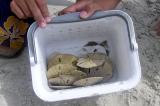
[77,53,106,68]
[73,77,104,86]
[48,53,78,68]
[102,59,113,79]
[47,64,77,79]
[66,70,87,79]
[85,58,113,79]
[49,75,78,86]
[49,70,87,86]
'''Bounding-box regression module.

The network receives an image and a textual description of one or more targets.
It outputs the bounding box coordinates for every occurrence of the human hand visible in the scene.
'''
[10,0,51,27]
[59,0,121,19]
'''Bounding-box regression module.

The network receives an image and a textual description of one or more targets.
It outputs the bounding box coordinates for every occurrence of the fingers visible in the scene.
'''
[60,0,121,19]
[26,0,46,27]
[11,0,51,27]
[59,0,100,19]
[59,1,89,15]
[14,0,32,18]
[80,3,100,19]
[10,1,26,19]
[35,0,51,22]
[59,4,77,15]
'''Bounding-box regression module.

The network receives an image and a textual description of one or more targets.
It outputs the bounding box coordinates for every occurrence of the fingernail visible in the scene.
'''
[80,11,88,19]
[40,22,46,28]
[45,17,52,23]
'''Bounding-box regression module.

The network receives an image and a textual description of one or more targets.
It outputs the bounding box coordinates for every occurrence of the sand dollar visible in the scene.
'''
[85,57,113,79]
[73,77,103,86]
[49,75,78,86]
[47,64,77,79]
[48,53,78,68]
[77,53,106,68]
[66,70,87,79]
[102,58,113,79]
[48,70,87,86]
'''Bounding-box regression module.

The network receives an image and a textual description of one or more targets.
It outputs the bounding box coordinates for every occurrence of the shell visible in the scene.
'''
[48,53,78,68]
[47,64,77,79]
[77,53,106,68]
[49,75,78,86]
[73,77,103,86]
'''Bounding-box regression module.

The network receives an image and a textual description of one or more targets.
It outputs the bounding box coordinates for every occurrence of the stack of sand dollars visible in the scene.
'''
[47,53,113,89]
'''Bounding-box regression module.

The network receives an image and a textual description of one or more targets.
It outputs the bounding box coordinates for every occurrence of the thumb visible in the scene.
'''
[59,2,86,15]
[58,4,77,15]
[80,3,100,19]
[59,1,89,15]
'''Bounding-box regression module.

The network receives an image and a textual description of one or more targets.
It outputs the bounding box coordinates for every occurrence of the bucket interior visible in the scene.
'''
[33,16,134,90]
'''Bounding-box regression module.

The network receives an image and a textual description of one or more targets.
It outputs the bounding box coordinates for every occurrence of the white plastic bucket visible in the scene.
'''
[27,10,141,102]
